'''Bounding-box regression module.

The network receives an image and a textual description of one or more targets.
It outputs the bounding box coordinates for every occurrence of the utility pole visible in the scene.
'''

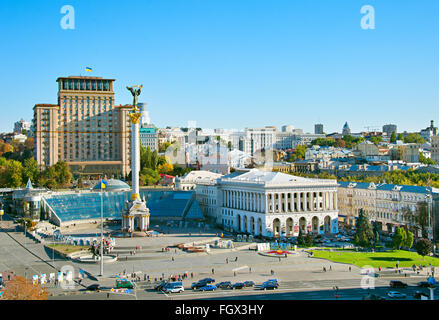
[100,186,104,276]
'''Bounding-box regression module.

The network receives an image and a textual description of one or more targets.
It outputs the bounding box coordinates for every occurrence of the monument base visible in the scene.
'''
[121,199,150,233]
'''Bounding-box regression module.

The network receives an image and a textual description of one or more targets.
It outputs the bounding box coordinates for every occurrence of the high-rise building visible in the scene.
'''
[382,124,397,137]
[14,118,31,134]
[33,76,132,176]
[314,124,324,134]
[431,136,439,164]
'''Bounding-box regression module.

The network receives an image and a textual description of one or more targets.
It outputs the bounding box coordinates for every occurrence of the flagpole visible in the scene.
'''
[100,180,104,276]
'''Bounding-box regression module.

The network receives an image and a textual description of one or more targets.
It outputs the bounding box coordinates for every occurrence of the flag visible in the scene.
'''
[100,179,107,190]
[86,67,92,72]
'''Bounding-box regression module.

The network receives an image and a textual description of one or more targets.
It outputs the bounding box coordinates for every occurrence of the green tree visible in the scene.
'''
[415,238,433,260]
[354,209,375,248]
[404,229,414,249]
[53,161,72,187]
[404,133,424,144]
[390,131,397,143]
[22,158,40,184]
[295,145,307,160]
[370,136,383,145]
[392,227,406,250]
[304,233,313,247]
[0,159,23,188]
[397,133,404,141]
[140,168,160,186]
[419,152,436,165]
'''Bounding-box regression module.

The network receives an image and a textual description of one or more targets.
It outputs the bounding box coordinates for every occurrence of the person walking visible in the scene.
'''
[212,268,215,275]
[226,258,228,264]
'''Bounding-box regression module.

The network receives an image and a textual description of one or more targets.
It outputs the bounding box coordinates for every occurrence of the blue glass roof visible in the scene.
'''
[44,190,204,222]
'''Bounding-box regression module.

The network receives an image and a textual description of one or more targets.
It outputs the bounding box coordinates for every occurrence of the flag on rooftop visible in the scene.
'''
[85,67,92,72]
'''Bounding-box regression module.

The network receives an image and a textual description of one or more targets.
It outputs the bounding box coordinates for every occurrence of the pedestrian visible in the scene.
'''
[226,258,228,264]
[235,257,238,262]
[279,257,281,262]
[172,257,174,262]
[349,266,351,272]
[330,265,332,271]
[249,267,252,273]
[234,271,236,277]
[191,272,194,278]
[107,293,110,299]
[212,268,215,274]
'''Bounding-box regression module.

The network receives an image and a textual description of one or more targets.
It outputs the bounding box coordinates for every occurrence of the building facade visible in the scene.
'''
[338,181,439,236]
[217,169,339,237]
[33,76,133,176]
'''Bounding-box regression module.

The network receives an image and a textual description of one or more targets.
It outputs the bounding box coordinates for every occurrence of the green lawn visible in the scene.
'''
[310,249,439,268]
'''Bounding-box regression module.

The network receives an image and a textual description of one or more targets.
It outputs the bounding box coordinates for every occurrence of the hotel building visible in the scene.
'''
[33,76,133,176]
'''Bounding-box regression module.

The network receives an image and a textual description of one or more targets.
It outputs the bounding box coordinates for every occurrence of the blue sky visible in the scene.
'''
[0,0,438,134]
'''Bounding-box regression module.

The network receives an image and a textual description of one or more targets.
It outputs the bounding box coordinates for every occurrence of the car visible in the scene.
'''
[216,281,232,289]
[387,291,406,299]
[191,281,210,290]
[417,281,433,288]
[243,281,255,287]
[231,282,245,290]
[154,280,169,291]
[200,284,217,291]
[261,282,278,290]
[164,285,184,293]
[116,279,134,289]
[200,278,215,284]
[362,294,386,300]
[86,284,100,291]
[413,291,429,299]
[390,280,408,288]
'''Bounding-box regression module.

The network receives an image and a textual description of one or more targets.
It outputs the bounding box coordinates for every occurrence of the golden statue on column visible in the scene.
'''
[121,85,150,236]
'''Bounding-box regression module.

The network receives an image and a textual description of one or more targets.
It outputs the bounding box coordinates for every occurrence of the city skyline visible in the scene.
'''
[1,0,438,133]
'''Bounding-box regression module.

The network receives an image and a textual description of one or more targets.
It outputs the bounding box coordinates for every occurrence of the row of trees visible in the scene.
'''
[138,145,192,186]
[339,169,439,188]
[354,209,433,258]
[310,135,365,149]
[0,157,72,189]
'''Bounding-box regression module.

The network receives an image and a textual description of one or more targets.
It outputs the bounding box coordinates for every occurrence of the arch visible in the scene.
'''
[299,217,307,234]
[286,217,294,237]
[250,216,255,234]
[324,216,331,233]
[257,218,263,236]
[273,218,281,237]
[312,216,319,234]
[237,214,241,232]
[243,215,248,233]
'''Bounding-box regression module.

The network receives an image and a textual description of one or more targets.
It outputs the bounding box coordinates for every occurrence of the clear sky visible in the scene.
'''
[0,0,438,134]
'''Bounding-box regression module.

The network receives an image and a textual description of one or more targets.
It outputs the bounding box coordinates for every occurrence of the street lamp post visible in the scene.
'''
[100,187,104,276]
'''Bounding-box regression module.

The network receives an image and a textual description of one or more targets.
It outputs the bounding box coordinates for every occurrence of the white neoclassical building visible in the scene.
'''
[217,169,339,237]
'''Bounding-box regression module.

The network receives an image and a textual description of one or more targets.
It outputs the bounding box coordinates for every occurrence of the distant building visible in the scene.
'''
[342,122,351,136]
[391,142,420,163]
[140,127,158,151]
[382,124,397,137]
[14,118,31,134]
[314,124,324,134]
[420,120,438,142]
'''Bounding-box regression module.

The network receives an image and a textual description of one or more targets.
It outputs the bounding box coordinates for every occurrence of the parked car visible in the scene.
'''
[390,280,408,288]
[216,281,232,289]
[261,282,278,290]
[200,278,215,284]
[154,280,169,291]
[387,291,406,299]
[362,294,386,300]
[200,284,217,291]
[413,291,429,299]
[231,282,245,290]
[164,285,184,293]
[191,281,208,290]
[86,284,100,291]
[243,281,255,287]
[417,281,433,288]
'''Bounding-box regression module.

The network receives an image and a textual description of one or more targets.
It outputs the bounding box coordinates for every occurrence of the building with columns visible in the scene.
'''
[217,169,339,237]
